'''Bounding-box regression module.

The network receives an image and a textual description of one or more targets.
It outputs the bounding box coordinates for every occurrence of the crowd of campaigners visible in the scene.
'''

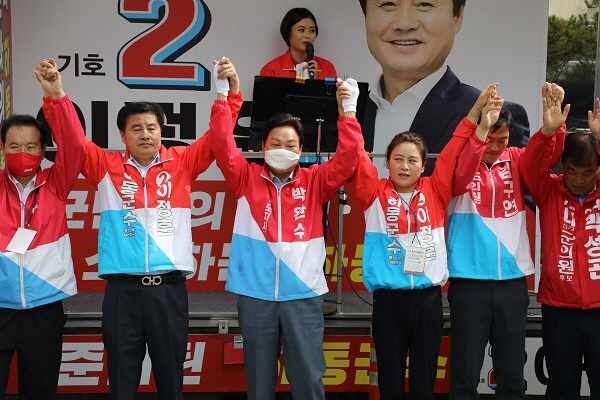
[1,6,600,400]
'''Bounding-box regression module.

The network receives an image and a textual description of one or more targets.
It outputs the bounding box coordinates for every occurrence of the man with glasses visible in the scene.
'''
[0,59,85,398]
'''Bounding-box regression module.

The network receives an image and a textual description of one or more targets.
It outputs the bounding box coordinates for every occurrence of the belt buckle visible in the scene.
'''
[141,275,163,286]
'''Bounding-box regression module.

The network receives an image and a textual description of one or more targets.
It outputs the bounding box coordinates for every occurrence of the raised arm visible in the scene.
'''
[433,93,503,206]
[209,58,250,198]
[314,79,361,203]
[352,136,380,210]
[215,56,243,121]
[451,120,484,196]
[179,58,244,179]
[546,83,567,168]
[587,97,600,148]
[37,69,107,187]
[34,58,85,200]
[453,84,500,195]
[521,83,570,206]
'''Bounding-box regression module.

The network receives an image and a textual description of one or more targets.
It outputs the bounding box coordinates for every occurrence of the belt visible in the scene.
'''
[107,271,186,286]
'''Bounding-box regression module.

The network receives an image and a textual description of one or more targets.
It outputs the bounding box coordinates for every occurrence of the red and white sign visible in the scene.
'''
[7,335,583,395]
[0,0,12,169]
[7,335,375,393]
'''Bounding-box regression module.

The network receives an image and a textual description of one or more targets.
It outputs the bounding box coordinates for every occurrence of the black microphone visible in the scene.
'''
[306,43,315,79]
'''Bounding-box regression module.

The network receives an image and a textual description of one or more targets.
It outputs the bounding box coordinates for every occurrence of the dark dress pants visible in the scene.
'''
[102,278,188,400]
[372,286,443,400]
[0,301,66,400]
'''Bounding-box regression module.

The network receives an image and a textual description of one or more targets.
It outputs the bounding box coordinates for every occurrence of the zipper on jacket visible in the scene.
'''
[142,176,149,273]
[9,178,45,310]
[487,166,502,280]
[406,199,414,289]
[260,172,297,302]
[268,175,296,302]
[275,187,282,301]
[126,157,172,274]
[19,202,26,309]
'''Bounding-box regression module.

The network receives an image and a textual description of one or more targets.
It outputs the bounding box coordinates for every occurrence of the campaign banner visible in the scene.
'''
[6,335,586,395]
[0,0,11,169]
[10,0,548,292]
[7,335,375,393]
[12,0,548,132]
[478,338,591,396]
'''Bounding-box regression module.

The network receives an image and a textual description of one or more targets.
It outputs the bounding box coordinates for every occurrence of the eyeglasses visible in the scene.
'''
[5,145,43,154]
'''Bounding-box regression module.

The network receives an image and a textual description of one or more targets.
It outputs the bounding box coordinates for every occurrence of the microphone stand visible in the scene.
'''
[315,116,346,315]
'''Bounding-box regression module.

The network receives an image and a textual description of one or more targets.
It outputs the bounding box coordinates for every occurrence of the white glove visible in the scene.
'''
[338,78,359,113]
[295,62,310,79]
[213,56,230,97]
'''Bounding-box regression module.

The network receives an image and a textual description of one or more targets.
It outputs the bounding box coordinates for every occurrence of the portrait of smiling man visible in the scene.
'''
[358,0,530,163]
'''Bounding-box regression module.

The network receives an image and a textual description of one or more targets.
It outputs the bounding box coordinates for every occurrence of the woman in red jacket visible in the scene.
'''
[352,88,503,399]
[260,8,337,80]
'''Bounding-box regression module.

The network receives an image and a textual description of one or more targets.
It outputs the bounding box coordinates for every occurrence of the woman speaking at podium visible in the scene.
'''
[260,7,337,80]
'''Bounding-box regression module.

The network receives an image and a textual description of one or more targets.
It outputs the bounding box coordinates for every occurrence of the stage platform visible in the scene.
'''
[62,291,544,335]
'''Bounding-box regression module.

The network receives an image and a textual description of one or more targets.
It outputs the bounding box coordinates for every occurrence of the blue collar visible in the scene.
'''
[567,184,596,204]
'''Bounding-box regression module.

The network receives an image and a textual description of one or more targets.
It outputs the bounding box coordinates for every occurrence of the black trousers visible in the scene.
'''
[448,277,529,400]
[102,277,188,400]
[372,286,443,400]
[542,304,600,400]
[0,301,66,400]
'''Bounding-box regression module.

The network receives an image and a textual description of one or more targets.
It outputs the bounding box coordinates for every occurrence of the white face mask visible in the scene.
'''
[264,148,300,171]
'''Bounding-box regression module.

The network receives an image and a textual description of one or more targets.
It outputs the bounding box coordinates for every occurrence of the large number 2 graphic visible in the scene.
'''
[118,0,211,90]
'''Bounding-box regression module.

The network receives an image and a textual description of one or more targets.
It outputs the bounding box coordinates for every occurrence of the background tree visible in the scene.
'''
[547,0,597,82]
[546,0,597,131]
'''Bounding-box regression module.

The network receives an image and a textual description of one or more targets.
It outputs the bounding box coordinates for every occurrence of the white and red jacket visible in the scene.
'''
[209,100,360,301]
[522,130,600,309]
[353,118,472,292]
[448,122,566,280]
[43,93,243,278]
[0,96,85,309]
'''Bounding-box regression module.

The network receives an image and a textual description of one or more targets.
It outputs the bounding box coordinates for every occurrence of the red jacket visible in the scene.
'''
[260,49,337,80]
[41,93,243,279]
[521,130,600,309]
[352,118,472,291]
[448,123,565,280]
[209,99,360,301]
[0,96,85,309]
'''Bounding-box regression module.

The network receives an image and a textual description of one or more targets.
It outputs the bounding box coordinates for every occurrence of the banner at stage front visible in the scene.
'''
[6,335,588,395]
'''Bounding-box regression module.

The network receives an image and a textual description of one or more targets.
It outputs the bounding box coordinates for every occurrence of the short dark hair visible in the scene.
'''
[358,0,466,16]
[1,114,47,145]
[263,113,304,147]
[491,107,513,134]
[385,131,427,165]
[562,132,600,168]
[280,8,318,48]
[116,101,165,132]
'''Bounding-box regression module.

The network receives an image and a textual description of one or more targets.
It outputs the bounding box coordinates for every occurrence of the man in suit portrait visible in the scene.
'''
[358,0,529,160]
